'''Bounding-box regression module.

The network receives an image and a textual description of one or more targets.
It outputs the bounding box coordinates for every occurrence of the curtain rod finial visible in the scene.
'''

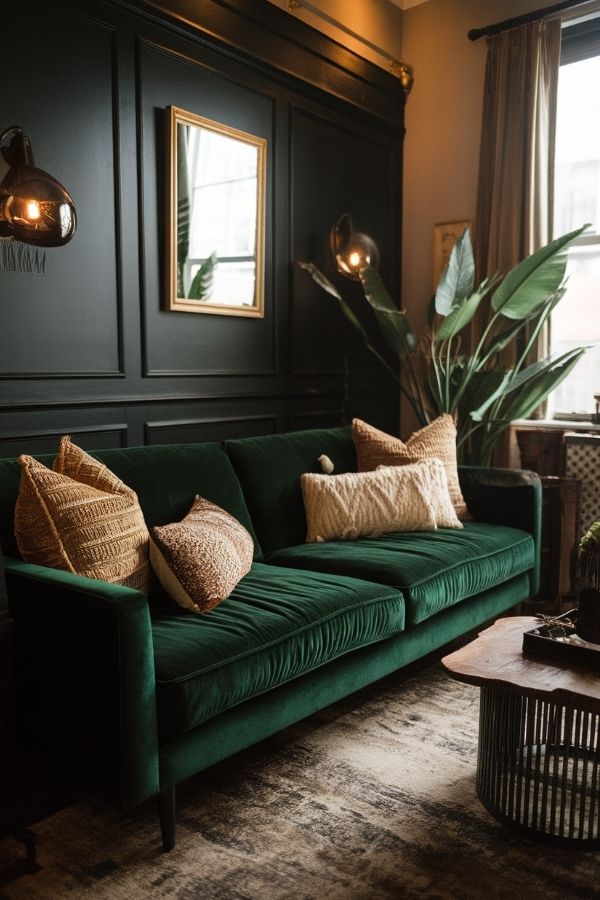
[391,61,414,95]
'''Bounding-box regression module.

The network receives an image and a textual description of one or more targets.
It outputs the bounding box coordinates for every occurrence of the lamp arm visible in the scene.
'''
[0,127,33,168]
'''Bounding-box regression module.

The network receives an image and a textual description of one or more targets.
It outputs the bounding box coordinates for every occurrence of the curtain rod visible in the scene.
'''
[468,0,589,41]
[287,0,414,91]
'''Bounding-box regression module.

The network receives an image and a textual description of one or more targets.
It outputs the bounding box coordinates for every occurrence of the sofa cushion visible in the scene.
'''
[149,496,254,613]
[263,522,534,626]
[14,448,150,593]
[352,416,470,520]
[301,460,461,542]
[225,427,356,553]
[151,562,405,737]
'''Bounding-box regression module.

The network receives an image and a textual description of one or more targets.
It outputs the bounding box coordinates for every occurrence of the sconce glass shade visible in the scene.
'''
[330,213,379,280]
[0,127,76,247]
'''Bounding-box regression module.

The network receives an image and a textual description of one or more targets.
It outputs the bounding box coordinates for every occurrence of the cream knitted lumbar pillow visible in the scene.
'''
[149,495,254,614]
[352,415,470,520]
[406,458,463,529]
[301,459,461,543]
[15,438,150,593]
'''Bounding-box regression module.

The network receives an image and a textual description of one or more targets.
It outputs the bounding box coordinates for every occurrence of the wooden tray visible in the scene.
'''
[522,610,600,671]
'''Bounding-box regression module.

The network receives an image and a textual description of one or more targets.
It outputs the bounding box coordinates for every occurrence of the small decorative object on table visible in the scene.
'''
[524,522,600,667]
[523,610,600,670]
[578,520,600,643]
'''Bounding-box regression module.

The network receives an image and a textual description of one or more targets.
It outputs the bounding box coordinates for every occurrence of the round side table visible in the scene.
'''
[443,616,600,846]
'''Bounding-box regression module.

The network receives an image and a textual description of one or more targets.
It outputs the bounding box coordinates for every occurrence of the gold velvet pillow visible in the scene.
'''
[352,415,470,520]
[14,437,150,592]
[301,461,446,543]
[149,496,254,614]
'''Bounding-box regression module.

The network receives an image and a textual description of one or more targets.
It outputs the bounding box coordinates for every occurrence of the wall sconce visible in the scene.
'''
[330,213,379,280]
[0,126,76,247]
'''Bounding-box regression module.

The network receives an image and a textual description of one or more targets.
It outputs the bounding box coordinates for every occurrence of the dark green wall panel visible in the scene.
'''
[138,39,276,376]
[0,0,404,456]
[1,4,121,377]
[290,106,400,377]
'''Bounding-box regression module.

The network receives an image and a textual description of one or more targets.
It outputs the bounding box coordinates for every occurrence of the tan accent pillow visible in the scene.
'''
[301,461,447,543]
[149,496,254,614]
[352,415,470,520]
[14,438,150,592]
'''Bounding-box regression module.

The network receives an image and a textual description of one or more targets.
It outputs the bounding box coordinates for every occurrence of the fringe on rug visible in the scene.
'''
[0,236,47,274]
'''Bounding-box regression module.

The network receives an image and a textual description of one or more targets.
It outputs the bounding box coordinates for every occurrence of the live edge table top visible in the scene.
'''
[442,616,600,716]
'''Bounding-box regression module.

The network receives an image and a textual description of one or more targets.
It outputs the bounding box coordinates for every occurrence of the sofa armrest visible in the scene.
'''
[4,557,159,808]
[458,466,542,594]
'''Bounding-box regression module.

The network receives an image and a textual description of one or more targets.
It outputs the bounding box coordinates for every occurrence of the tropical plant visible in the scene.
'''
[300,224,589,465]
[580,521,600,592]
[188,251,217,300]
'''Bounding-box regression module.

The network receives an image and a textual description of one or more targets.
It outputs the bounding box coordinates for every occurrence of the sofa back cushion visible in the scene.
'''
[225,427,356,553]
[0,442,260,559]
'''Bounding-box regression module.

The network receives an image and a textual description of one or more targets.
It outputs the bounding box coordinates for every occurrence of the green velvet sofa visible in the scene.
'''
[0,426,541,849]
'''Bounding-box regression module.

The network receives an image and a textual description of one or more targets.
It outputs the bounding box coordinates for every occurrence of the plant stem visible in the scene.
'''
[404,352,430,424]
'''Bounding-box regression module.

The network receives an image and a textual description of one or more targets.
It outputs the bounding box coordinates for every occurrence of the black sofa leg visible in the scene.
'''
[157,786,176,851]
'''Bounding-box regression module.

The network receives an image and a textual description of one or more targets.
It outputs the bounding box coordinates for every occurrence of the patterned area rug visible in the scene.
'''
[1,661,599,899]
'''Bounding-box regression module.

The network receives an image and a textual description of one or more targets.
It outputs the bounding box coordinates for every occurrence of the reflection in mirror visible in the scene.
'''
[166,106,266,316]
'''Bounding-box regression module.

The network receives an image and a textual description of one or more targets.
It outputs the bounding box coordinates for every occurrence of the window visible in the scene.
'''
[550,16,600,419]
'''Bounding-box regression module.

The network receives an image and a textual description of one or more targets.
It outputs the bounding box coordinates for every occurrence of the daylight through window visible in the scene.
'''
[550,15,600,418]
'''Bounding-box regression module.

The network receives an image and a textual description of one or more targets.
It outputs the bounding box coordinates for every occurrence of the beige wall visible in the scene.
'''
[401,0,543,323]
[399,0,543,432]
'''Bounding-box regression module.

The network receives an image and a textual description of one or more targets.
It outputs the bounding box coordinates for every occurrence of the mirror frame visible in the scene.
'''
[165,105,266,317]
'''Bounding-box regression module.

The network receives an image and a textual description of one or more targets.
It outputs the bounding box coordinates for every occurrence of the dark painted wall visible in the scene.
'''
[0,0,404,455]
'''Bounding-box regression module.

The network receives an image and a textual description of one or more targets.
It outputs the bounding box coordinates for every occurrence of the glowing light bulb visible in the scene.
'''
[25,200,41,221]
[349,250,361,268]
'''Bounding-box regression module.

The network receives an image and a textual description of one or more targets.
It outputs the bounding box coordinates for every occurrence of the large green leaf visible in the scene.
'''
[434,228,474,316]
[468,371,514,421]
[490,225,589,320]
[479,289,563,367]
[469,357,554,421]
[457,369,508,415]
[188,252,217,300]
[298,262,342,301]
[434,290,483,342]
[494,348,586,422]
[478,318,527,365]
[470,348,585,423]
[298,261,401,386]
[359,265,417,355]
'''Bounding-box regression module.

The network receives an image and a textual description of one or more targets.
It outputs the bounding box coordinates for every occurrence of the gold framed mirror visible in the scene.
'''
[166,106,266,317]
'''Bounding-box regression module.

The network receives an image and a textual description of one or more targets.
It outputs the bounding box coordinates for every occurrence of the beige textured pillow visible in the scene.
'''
[352,415,470,520]
[301,462,441,543]
[379,458,463,530]
[149,496,254,614]
[14,438,150,592]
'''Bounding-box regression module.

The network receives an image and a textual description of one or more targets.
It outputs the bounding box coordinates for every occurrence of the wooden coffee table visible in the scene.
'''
[442,616,600,846]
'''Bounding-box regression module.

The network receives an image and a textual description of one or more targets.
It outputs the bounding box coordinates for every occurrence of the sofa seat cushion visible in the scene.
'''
[151,562,405,737]
[264,522,534,626]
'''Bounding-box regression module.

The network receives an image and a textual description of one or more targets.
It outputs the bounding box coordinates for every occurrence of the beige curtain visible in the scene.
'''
[473,18,562,432]
[474,19,562,280]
